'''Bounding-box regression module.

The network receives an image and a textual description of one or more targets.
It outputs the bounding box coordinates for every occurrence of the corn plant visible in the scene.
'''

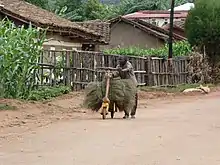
[0,18,46,99]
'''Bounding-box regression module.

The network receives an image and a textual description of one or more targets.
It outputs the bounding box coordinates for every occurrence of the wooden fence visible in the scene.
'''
[35,50,190,91]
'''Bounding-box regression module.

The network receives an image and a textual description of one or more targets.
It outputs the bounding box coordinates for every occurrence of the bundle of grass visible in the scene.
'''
[83,81,103,111]
[83,77,137,116]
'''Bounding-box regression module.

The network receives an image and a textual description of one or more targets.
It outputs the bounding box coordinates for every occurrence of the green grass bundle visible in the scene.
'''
[83,78,137,113]
[83,81,104,111]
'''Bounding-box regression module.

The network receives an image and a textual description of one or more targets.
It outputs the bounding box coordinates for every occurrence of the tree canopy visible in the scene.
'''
[185,0,220,66]
[25,0,192,21]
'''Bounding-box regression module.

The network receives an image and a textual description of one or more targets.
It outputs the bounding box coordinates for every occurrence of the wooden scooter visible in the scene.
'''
[99,70,111,119]
[99,70,117,119]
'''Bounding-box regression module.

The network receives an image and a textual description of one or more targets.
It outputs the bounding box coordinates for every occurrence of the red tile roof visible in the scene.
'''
[123,10,188,19]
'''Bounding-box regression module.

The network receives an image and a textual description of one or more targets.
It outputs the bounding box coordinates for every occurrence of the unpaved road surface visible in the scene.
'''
[1,92,220,165]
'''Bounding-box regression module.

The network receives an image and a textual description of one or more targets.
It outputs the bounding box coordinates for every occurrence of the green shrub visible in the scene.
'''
[185,0,220,66]
[28,85,71,101]
[0,18,46,99]
[104,41,192,57]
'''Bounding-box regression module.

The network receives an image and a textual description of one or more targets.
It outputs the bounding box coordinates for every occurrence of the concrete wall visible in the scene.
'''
[102,21,165,50]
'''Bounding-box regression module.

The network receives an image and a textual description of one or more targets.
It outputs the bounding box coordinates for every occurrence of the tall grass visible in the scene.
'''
[0,18,46,99]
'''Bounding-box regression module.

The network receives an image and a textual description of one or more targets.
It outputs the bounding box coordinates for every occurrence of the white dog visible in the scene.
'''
[183,84,210,94]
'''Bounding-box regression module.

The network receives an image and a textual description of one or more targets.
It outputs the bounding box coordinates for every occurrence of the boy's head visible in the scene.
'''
[118,55,128,66]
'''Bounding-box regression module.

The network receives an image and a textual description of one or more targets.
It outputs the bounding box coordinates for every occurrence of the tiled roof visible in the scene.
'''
[0,0,109,44]
[76,20,110,43]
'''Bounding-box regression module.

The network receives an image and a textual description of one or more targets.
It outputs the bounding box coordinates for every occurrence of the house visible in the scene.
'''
[123,10,188,27]
[0,0,110,51]
[102,17,186,50]
[162,20,186,38]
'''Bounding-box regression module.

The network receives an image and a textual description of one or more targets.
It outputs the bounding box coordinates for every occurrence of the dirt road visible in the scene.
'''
[1,92,220,165]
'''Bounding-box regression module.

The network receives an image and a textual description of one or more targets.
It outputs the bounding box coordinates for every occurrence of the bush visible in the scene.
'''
[28,85,71,101]
[0,18,46,99]
[185,0,220,66]
[104,41,192,57]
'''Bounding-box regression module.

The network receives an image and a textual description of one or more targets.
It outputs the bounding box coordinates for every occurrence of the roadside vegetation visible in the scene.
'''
[0,19,70,101]
[104,41,192,57]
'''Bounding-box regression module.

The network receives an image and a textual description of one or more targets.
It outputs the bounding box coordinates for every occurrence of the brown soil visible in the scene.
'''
[1,88,220,165]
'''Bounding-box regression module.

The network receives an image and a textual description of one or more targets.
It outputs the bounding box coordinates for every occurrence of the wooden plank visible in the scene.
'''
[40,53,44,85]
[66,51,71,86]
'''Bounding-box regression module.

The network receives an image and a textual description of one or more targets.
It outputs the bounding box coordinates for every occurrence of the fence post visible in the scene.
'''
[145,57,152,86]
[65,51,71,86]
[93,52,97,81]
[52,50,56,86]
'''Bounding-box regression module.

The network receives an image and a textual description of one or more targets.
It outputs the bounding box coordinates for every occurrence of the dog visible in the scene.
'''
[182,84,210,94]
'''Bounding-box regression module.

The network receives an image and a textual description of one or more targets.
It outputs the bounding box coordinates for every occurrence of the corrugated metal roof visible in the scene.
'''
[123,10,188,19]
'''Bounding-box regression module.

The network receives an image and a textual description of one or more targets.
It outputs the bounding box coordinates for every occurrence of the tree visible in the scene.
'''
[54,0,113,21]
[53,0,82,13]
[81,0,106,20]
[185,0,220,65]
[25,0,49,9]
[25,0,193,21]
[185,0,220,82]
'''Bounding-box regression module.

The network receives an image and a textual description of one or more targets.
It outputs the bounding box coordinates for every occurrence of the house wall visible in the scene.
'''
[44,32,82,51]
[102,21,165,50]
